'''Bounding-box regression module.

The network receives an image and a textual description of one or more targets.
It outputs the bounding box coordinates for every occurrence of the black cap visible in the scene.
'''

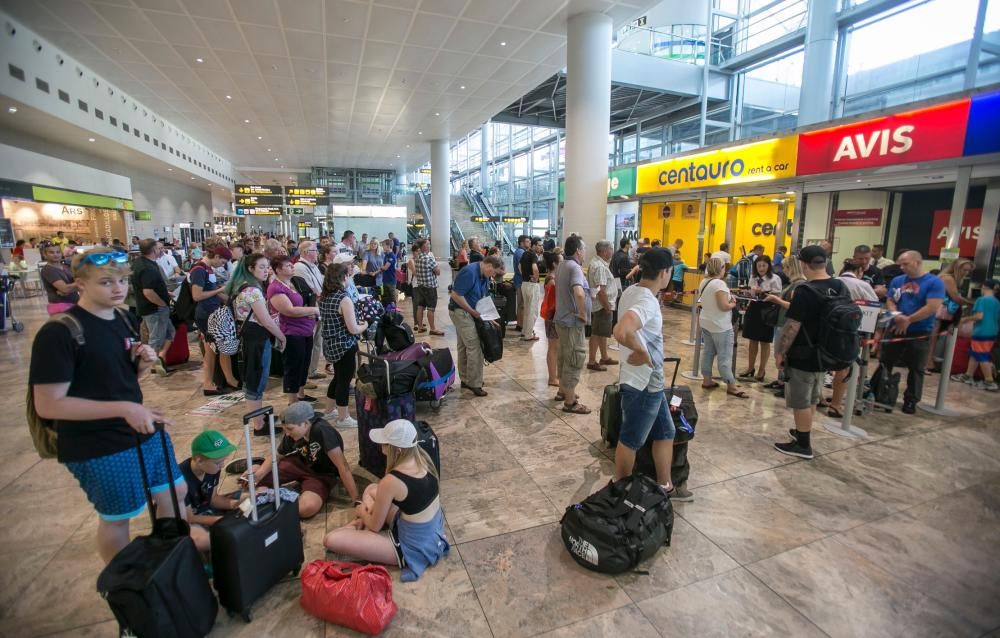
[640,247,674,271]
[798,245,827,264]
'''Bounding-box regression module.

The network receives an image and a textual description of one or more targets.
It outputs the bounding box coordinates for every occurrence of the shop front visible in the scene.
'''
[2,198,131,247]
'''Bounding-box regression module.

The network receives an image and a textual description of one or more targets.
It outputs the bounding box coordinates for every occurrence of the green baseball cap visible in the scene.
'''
[191,430,237,459]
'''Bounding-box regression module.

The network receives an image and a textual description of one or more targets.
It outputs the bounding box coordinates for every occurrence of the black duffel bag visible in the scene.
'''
[474,318,503,363]
[560,474,673,574]
[375,311,415,354]
[357,357,424,399]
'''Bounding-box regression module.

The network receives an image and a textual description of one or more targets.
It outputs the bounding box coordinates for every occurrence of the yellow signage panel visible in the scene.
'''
[286,186,327,196]
[636,136,798,194]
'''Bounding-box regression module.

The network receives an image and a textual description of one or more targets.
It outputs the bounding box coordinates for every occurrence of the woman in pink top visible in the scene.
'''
[267,255,321,404]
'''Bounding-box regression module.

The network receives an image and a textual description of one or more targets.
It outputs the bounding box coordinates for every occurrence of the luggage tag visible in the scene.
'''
[669,395,682,408]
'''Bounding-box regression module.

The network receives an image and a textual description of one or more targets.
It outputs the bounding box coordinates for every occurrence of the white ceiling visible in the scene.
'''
[1,0,653,175]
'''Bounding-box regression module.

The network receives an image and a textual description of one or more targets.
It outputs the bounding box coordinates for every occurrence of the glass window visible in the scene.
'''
[843,0,982,110]
[533,143,552,174]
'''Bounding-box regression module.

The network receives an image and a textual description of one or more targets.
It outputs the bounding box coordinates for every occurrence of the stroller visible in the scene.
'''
[0,272,25,334]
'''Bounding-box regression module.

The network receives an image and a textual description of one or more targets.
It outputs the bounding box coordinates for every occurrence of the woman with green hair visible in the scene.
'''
[226,253,286,434]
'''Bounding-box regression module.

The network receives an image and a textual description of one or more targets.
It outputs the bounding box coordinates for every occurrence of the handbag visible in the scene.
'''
[758,300,780,327]
[300,560,397,636]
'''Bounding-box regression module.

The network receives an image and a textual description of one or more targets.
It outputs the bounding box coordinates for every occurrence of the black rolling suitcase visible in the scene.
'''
[210,406,304,622]
[96,426,218,638]
[356,346,419,476]
[495,280,517,324]
[867,364,900,412]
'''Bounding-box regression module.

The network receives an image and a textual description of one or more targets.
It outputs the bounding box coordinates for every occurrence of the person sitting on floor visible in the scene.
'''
[248,402,360,519]
[181,430,240,552]
[324,419,448,582]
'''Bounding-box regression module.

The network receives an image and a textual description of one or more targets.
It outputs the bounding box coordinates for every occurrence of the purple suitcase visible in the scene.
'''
[381,342,431,362]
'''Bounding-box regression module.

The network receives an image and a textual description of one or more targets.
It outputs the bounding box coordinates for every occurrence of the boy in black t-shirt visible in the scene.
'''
[28,247,187,564]
[249,402,359,519]
[180,430,239,551]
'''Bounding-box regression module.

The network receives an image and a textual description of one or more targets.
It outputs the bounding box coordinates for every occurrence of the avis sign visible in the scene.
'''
[929,209,981,258]
[796,99,970,175]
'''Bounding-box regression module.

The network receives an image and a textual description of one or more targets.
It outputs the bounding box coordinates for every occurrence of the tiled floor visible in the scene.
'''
[1,276,998,638]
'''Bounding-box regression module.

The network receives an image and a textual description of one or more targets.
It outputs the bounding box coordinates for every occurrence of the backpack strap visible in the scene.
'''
[113,307,139,339]
[49,313,85,347]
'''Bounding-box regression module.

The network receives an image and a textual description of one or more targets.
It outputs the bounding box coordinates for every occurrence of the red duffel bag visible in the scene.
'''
[300,559,397,635]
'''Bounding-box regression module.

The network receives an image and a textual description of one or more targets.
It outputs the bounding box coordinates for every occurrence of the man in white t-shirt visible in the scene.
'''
[586,240,619,371]
[710,242,732,269]
[612,248,687,500]
[294,240,326,381]
[155,241,184,291]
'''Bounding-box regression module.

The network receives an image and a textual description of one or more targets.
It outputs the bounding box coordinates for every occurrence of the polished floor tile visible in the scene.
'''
[440,467,559,544]
[533,605,658,638]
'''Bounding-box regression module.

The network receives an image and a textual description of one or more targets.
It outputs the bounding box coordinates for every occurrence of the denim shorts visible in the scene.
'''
[65,431,184,521]
[618,384,676,450]
[144,306,176,351]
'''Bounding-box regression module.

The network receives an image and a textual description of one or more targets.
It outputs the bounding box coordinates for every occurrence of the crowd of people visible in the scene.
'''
[23,223,998,592]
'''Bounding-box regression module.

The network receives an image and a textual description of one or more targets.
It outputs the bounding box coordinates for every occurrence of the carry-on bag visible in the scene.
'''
[560,474,673,574]
[495,280,517,323]
[210,407,304,622]
[599,383,621,447]
[375,311,415,354]
[867,364,900,412]
[600,357,696,449]
[163,321,190,367]
[416,347,456,405]
[300,560,397,635]
[356,346,418,476]
[96,425,218,638]
[475,318,504,363]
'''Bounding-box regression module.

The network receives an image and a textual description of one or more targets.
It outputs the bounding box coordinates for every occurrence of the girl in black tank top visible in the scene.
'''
[324,420,448,582]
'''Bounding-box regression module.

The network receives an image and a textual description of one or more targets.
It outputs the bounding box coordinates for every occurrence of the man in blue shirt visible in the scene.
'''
[381,238,398,303]
[512,235,529,332]
[880,250,945,413]
[448,256,503,397]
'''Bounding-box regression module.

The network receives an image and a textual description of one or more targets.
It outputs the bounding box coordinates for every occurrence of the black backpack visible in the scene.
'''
[798,280,863,371]
[474,318,503,363]
[172,263,206,323]
[560,474,673,574]
[375,311,415,353]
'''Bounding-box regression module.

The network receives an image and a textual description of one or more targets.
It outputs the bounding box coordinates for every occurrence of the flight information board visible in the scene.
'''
[235,184,282,195]
[287,196,329,206]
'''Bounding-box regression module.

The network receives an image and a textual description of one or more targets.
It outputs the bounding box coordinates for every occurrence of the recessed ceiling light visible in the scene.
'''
[785,191,794,195]
[434,112,440,116]
[225,95,232,100]
[7,106,16,113]
[500,42,506,46]
[257,136,262,140]
[460,85,465,90]
[191,176,195,179]
[195,58,203,63]
[856,179,862,182]
[267,148,271,152]
[406,145,410,148]
[396,154,401,158]
[88,137,95,142]
[418,131,422,135]
[274,157,279,161]
[168,168,173,171]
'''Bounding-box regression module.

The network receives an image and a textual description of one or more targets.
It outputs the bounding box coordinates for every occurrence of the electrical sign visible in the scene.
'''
[236,206,283,216]
[236,195,283,206]
[286,187,327,197]
[287,197,330,206]
[235,184,282,195]
[637,137,798,194]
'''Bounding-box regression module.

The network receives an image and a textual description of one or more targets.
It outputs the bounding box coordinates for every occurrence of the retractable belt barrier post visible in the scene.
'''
[682,298,698,346]
[823,359,868,440]
[681,306,704,381]
[919,325,960,417]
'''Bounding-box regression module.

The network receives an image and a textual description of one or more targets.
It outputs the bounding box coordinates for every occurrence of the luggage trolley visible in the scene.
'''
[0,272,25,334]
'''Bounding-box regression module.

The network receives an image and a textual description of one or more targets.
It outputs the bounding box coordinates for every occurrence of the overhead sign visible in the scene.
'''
[286,186,327,197]
[287,196,329,206]
[236,206,283,216]
[134,210,153,221]
[964,91,1000,156]
[235,184,282,195]
[797,98,970,175]
[236,195,283,206]
[832,208,882,227]
[288,207,304,215]
[607,167,636,198]
[929,208,981,257]
[502,216,529,223]
[472,215,499,223]
[636,136,798,194]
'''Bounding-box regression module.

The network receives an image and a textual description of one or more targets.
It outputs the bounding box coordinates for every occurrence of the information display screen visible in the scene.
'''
[235,184,283,195]
[472,215,499,223]
[236,195,283,206]
[501,216,529,223]
[0,218,13,248]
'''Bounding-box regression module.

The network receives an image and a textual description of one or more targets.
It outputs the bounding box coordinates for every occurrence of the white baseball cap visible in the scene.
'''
[369,419,418,449]
[332,252,355,265]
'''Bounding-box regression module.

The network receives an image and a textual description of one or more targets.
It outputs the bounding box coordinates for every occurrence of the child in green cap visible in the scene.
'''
[180,430,239,551]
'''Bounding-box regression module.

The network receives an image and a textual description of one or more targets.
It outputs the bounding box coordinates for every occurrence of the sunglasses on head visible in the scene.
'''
[81,251,129,266]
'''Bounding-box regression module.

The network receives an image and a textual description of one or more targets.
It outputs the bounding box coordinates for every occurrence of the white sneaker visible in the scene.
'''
[337,416,358,429]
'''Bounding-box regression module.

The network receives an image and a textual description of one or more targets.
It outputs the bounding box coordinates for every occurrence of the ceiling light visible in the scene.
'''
[7,106,16,113]
[785,191,794,195]
[195,58,203,63]
[460,85,465,90]
[267,148,271,151]
[396,154,401,158]
[434,112,440,117]
[88,137,95,142]
[225,95,232,99]
[257,136,262,140]
[244,119,250,123]
[418,131,422,135]
[500,42,506,46]
[167,168,173,171]
[856,179,862,182]
[274,157,279,161]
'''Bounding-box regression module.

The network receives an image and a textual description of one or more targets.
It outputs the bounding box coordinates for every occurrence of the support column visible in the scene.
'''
[430,138,451,259]
[973,179,1000,280]
[480,122,490,195]
[563,11,613,246]
[797,0,838,126]
[945,166,972,259]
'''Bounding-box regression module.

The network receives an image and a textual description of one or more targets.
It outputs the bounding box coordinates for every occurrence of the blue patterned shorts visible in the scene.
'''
[65,432,185,521]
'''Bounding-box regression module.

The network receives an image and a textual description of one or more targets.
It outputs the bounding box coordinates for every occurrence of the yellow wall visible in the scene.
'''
[731,202,794,258]
[639,200,702,264]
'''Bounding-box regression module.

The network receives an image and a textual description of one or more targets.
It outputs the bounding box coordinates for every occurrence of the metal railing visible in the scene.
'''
[615,25,735,65]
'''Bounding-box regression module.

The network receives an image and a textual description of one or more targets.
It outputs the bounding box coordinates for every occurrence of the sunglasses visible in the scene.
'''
[81,251,129,266]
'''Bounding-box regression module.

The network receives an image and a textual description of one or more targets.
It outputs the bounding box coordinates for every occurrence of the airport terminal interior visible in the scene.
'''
[0,0,999,636]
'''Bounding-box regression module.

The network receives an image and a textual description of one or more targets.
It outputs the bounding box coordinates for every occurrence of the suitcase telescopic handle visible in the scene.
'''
[357,342,392,387]
[664,356,681,390]
[135,423,185,526]
[241,408,282,522]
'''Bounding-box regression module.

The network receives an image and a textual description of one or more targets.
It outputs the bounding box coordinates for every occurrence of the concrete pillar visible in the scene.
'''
[430,138,451,259]
[563,11,613,246]
[945,166,973,258]
[480,122,490,195]
[797,0,838,126]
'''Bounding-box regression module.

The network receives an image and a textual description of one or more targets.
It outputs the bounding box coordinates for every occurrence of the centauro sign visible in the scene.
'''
[637,137,798,194]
